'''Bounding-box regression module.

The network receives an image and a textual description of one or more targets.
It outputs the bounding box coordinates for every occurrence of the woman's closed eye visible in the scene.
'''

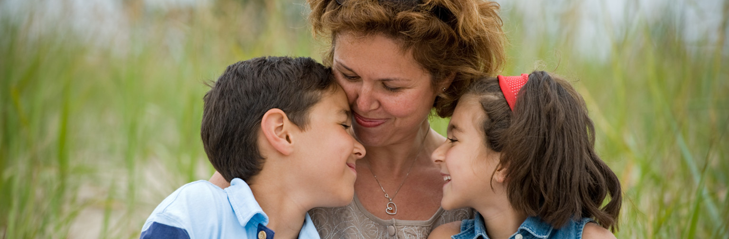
[382,83,402,92]
[341,73,359,81]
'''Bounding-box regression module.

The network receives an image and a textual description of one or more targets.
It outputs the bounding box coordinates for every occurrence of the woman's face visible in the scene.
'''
[332,32,439,147]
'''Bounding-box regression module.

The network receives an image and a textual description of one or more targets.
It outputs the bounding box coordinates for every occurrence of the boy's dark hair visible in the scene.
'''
[461,71,622,231]
[201,56,335,182]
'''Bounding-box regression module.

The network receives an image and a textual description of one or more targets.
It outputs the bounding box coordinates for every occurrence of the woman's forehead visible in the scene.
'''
[333,33,428,80]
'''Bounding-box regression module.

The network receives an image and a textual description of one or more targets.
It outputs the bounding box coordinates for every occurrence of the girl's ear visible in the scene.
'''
[260,108,294,156]
[492,153,507,183]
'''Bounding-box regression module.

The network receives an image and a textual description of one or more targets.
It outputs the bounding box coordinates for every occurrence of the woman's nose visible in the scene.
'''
[355,82,379,112]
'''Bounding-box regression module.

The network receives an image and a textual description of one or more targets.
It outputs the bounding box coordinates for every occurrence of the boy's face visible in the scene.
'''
[294,85,365,207]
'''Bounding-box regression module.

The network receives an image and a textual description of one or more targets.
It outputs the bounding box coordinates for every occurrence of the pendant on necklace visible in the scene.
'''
[386,200,398,215]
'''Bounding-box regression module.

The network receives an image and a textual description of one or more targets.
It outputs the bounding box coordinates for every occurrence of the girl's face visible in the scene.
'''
[431,94,504,210]
[332,32,439,147]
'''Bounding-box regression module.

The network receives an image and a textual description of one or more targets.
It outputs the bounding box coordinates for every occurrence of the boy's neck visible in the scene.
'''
[473,195,527,239]
[248,176,309,239]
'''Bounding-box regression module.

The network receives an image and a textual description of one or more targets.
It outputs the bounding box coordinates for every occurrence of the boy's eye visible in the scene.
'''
[447,137,458,143]
[341,123,351,129]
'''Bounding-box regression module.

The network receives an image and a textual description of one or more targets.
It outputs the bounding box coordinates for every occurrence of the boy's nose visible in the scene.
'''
[353,140,366,160]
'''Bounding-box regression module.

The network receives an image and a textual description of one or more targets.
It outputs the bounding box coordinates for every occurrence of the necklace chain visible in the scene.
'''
[367,128,431,216]
[368,151,419,215]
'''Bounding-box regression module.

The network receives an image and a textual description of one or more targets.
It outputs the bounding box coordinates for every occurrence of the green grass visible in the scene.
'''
[1,0,728,238]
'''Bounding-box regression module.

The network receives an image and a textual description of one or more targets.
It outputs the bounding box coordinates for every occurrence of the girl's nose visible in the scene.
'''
[431,139,447,165]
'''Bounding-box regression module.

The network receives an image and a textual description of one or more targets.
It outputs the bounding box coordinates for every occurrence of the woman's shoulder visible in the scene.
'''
[428,221,461,239]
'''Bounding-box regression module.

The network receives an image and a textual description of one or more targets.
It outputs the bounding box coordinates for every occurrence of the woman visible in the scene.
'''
[305,0,505,238]
[211,0,506,237]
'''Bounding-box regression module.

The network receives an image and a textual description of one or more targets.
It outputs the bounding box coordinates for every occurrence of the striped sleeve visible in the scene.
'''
[140,222,191,239]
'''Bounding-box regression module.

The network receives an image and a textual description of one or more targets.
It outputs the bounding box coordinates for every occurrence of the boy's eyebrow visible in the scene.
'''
[341,109,352,119]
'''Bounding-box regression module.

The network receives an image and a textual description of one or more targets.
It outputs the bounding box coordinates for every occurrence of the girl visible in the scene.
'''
[428,71,622,239]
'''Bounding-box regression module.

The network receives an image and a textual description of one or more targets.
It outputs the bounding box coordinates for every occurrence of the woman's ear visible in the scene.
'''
[440,72,456,91]
[260,108,294,156]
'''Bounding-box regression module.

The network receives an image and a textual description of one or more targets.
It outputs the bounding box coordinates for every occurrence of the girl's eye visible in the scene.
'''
[447,137,458,143]
[341,123,351,129]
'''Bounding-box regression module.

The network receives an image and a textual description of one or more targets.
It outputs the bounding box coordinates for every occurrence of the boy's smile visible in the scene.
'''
[293,85,365,207]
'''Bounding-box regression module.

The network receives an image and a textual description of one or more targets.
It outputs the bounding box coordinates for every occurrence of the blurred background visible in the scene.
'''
[0,0,727,238]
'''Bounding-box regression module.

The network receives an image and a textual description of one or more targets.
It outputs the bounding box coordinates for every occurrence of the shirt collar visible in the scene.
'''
[472,213,490,238]
[225,178,269,227]
[298,213,320,238]
[516,216,553,238]
[454,213,553,239]
[225,178,321,239]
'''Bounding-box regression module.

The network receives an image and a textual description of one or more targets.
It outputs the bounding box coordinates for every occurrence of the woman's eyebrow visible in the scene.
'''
[335,60,411,82]
[380,77,410,83]
[335,60,356,73]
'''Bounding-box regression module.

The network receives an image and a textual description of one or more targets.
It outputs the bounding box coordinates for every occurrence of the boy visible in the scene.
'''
[140,56,365,239]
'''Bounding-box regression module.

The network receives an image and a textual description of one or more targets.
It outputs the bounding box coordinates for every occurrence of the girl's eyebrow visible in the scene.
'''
[448,123,462,133]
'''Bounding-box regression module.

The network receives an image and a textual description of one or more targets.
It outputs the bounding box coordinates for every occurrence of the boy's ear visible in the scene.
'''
[260,108,295,156]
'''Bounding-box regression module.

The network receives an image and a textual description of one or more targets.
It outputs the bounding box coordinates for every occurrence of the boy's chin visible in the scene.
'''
[322,190,355,207]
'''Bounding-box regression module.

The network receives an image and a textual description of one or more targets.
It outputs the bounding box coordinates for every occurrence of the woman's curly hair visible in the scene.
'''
[307,0,506,117]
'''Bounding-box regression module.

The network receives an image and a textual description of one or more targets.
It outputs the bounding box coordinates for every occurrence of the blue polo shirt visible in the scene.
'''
[140,178,320,239]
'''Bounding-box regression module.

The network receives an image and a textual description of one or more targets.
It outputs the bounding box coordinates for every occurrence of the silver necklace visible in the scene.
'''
[368,154,418,215]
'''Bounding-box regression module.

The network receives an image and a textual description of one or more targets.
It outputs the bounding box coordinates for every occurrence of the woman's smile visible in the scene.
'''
[353,112,387,128]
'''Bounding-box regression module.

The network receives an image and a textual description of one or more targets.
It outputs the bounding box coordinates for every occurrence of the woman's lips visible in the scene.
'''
[353,112,387,128]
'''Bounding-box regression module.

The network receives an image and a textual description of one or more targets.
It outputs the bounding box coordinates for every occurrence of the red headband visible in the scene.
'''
[498,74,529,111]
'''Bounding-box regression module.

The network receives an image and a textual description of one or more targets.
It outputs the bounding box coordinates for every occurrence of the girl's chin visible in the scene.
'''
[440,194,468,211]
[440,202,458,211]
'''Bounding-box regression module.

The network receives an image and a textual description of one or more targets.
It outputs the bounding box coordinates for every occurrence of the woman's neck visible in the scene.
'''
[362,121,441,176]
[473,196,527,239]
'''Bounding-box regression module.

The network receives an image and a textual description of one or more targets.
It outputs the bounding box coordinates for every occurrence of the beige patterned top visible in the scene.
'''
[309,194,474,239]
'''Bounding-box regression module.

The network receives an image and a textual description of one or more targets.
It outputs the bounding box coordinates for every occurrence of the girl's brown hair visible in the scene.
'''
[307,0,506,117]
[464,71,622,231]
